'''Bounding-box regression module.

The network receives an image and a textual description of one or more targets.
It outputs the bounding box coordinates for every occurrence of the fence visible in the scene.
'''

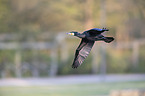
[0,32,145,78]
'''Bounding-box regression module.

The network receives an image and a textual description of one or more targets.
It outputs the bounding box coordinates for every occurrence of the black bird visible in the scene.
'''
[67,28,114,69]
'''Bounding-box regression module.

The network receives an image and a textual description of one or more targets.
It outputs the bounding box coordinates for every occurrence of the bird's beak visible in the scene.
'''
[67,32,74,36]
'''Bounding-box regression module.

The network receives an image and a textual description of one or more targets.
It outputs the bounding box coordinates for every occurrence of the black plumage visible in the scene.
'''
[67,28,114,69]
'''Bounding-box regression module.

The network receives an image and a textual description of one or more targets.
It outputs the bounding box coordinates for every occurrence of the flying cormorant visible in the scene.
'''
[67,28,114,69]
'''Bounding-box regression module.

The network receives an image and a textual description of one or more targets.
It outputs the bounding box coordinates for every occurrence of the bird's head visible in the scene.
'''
[67,31,78,36]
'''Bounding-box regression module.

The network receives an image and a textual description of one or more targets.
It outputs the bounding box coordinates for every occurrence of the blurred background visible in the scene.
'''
[0,0,145,96]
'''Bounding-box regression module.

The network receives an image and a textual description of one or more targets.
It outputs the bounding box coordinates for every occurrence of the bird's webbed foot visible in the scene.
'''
[102,27,109,31]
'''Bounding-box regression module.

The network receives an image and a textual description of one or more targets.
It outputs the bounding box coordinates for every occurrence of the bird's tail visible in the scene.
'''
[104,37,114,43]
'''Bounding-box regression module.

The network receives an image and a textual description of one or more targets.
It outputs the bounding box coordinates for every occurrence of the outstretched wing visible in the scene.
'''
[72,39,95,68]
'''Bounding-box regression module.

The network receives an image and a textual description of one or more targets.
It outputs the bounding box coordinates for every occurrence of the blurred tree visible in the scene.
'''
[107,0,145,42]
[0,0,144,39]
[0,0,12,32]
[85,0,93,29]
[0,0,145,77]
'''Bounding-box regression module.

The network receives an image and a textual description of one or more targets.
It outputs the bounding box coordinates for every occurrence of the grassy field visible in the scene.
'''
[0,81,145,96]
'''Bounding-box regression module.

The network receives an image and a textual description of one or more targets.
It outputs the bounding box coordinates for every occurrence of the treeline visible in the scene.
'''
[0,0,145,78]
[0,0,144,40]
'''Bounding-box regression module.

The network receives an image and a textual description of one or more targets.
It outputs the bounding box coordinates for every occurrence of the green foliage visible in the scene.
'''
[0,0,145,77]
[107,49,130,73]
[0,0,145,37]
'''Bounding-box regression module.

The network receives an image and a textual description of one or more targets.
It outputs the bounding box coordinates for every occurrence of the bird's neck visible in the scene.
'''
[75,32,85,38]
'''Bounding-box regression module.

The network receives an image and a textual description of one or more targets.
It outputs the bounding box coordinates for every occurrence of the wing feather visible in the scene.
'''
[72,39,94,68]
